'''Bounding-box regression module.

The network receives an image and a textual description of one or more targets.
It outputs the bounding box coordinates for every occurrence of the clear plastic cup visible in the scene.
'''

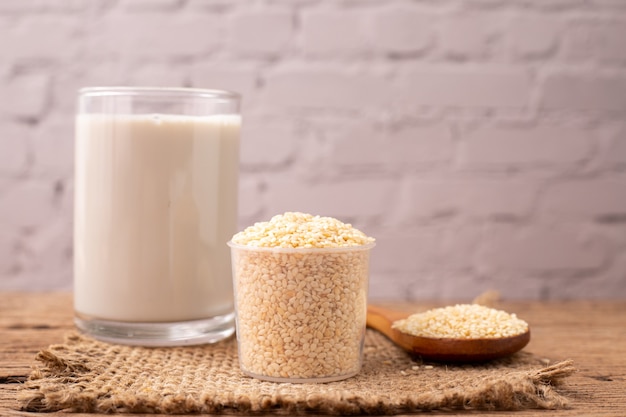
[228,241,375,383]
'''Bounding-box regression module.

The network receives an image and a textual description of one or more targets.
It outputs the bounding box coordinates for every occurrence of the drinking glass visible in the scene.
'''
[74,87,241,346]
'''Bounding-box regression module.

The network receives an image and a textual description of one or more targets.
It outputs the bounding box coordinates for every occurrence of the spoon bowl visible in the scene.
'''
[366,305,531,363]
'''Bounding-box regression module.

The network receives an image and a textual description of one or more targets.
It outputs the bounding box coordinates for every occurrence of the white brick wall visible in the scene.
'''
[1,0,625,300]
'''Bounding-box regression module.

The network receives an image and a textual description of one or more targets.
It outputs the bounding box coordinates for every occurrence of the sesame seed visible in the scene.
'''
[231,212,375,248]
[229,212,375,382]
[391,304,529,339]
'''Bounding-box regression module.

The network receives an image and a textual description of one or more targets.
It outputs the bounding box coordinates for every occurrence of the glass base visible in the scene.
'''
[74,312,235,346]
[240,368,360,383]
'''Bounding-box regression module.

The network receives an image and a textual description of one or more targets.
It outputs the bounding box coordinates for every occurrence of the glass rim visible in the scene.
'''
[78,86,241,101]
[227,241,375,253]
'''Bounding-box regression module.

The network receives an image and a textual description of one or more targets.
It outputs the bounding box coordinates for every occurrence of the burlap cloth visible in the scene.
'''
[20,330,575,414]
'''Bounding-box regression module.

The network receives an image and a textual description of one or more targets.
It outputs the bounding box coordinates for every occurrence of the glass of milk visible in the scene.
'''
[73,87,241,346]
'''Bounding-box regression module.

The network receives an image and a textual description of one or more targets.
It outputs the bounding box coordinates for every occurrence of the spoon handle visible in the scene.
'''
[366,305,408,339]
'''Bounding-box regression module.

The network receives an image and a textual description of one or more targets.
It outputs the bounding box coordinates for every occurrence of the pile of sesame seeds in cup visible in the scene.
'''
[392,304,529,339]
[228,212,375,383]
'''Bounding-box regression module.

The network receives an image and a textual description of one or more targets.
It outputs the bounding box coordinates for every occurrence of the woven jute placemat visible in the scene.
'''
[20,330,575,414]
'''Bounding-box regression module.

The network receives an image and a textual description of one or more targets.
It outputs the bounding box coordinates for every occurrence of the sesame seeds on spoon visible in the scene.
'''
[367,304,531,363]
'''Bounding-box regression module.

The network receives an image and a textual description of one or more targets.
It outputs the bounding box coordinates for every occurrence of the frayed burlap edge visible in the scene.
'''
[19,331,576,415]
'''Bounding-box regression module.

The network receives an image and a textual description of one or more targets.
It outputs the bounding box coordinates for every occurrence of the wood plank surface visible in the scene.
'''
[1,292,625,416]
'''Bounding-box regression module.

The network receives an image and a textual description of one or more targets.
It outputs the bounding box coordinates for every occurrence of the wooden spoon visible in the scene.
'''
[366,305,531,363]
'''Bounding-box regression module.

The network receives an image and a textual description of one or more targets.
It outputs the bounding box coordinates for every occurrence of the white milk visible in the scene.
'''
[74,114,240,322]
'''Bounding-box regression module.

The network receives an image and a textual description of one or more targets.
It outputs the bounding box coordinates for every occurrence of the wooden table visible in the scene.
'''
[1,293,625,416]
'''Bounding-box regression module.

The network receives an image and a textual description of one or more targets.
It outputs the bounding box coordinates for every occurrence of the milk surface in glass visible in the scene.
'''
[73,88,240,345]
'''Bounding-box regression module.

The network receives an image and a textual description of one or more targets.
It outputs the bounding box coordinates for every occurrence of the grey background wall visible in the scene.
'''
[1,0,625,300]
